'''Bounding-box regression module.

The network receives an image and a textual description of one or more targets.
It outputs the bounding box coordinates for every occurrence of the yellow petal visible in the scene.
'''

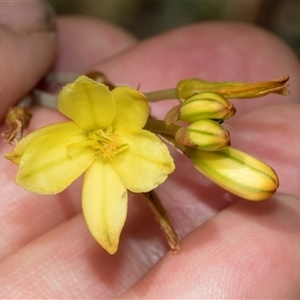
[82,160,127,255]
[58,75,115,130]
[112,129,175,193]
[111,86,149,130]
[191,147,279,201]
[5,121,76,165]
[15,122,95,194]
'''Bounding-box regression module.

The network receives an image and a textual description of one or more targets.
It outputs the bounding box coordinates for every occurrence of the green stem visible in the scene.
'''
[144,119,195,157]
[33,90,58,109]
[144,88,177,102]
[44,72,81,84]
[144,119,179,136]
[160,134,194,157]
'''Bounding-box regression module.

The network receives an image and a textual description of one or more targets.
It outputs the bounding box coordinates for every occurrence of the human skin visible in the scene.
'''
[0,1,300,298]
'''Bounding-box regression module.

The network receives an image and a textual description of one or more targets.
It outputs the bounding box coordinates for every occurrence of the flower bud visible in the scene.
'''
[175,119,230,151]
[191,147,279,201]
[179,92,236,123]
[177,76,289,101]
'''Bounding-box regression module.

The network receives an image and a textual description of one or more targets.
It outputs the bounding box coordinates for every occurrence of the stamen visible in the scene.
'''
[88,127,128,161]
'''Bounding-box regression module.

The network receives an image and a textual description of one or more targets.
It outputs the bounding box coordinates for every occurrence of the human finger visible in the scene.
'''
[0,0,56,120]
[1,21,299,272]
[53,16,137,73]
[0,193,169,299]
[92,22,300,117]
[120,193,300,299]
[1,102,299,298]
[0,14,136,260]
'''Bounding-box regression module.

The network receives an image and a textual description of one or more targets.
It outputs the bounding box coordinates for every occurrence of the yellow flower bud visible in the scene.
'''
[179,92,236,123]
[177,76,289,101]
[191,147,279,201]
[164,92,235,124]
[175,119,230,151]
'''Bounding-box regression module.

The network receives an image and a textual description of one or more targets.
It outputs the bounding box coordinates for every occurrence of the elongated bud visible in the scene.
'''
[164,92,236,124]
[175,119,230,151]
[191,147,279,201]
[177,76,289,101]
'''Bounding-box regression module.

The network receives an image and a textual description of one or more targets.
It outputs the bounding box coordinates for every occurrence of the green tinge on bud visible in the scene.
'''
[191,147,279,201]
[178,92,236,123]
[177,76,290,101]
[175,119,230,151]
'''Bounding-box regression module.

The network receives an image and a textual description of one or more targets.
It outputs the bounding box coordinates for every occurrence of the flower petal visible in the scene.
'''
[58,75,115,130]
[112,129,175,193]
[5,121,76,165]
[111,86,149,130]
[191,147,279,201]
[15,122,95,194]
[82,160,127,254]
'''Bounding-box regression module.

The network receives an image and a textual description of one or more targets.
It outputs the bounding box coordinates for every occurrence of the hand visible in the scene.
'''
[1,1,300,298]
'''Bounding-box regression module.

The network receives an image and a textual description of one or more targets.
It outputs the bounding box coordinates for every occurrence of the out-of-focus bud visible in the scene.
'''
[191,147,279,201]
[164,92,236,124]
[175,119,230,151]
[177,76,289,101]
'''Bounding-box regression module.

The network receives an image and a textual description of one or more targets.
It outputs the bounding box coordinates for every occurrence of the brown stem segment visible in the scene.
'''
[143,191,180,253]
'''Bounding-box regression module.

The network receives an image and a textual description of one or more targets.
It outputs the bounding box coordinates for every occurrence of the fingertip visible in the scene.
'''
[120,192,300,298]
[0,0,56,120]
[96,22,300,87]
[0,0,55,32]
[53,16,137,72]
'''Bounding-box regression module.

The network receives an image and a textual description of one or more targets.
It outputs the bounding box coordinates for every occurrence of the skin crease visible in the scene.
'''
[0,1,300,298]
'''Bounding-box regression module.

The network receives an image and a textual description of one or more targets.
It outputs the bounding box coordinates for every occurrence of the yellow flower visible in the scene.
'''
[5,75,175,254]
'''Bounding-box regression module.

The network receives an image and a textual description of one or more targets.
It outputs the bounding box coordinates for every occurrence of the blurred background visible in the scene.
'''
[47,0,300,57]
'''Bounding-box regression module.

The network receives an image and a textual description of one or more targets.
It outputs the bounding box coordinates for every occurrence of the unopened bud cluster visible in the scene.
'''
[165,92,236,151]
[164,76,288,201]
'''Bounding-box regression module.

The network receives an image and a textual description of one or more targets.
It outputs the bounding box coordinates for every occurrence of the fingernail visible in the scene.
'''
[0,0,55,33]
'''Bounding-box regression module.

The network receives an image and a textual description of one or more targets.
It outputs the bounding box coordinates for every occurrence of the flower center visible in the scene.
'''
[88,126,128,161]
[67,126,128,161]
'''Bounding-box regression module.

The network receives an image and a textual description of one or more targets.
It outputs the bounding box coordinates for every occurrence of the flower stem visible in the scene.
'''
[142,191,179,253]
[33,89,58,109]
[144,118,195,157]
[144,119,179,136]
[144,88,177,102]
